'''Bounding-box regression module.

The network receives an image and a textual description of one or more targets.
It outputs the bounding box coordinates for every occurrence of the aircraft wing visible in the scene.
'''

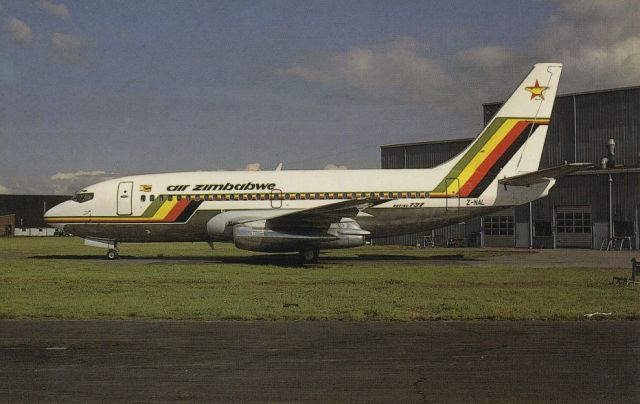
[265,198,387,231]
[498,163,593,187]
[226,198,387,235]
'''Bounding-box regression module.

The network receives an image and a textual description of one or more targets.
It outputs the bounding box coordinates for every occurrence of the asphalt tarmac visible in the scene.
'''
[1,321,638,403]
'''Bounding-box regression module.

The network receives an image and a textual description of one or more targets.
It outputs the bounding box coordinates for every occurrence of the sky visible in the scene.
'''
[1,0,639,194]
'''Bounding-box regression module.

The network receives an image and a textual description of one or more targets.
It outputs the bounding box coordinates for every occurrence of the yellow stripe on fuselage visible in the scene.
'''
[151,199,178,220]
[444,118,519,195]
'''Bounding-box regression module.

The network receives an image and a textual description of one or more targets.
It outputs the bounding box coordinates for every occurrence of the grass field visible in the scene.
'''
[0,237,638,321]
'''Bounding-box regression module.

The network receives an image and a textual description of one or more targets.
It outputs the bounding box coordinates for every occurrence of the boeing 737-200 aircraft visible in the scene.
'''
[44,63,589,262]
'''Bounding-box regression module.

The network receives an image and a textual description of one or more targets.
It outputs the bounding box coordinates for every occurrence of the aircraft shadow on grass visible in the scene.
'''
[29,253,477,267]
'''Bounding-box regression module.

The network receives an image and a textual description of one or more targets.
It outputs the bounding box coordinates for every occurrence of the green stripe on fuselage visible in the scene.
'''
[431,117,507,193]
[141,197,164,218]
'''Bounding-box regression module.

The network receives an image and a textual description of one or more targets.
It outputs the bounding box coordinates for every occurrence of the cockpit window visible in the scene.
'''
[72,192,94,203]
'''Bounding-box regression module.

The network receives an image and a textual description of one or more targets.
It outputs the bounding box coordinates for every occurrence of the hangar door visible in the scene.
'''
[482,208,515,247]
[555,206,592,248]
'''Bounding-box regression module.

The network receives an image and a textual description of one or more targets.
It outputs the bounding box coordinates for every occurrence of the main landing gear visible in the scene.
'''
[299,247,319,264]
[106,249,119,260]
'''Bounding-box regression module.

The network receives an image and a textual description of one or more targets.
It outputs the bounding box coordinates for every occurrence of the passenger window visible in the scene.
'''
[159,195,164,201]
[168,195,173,201]
[141,195,146,202]
[150,195,155,202]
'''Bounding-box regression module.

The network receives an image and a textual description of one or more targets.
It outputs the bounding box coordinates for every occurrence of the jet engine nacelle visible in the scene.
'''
[232,219,368,253]
[206,210,290,240]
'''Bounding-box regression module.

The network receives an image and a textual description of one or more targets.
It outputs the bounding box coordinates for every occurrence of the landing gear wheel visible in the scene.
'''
[299,247,319,264]
[106,249,119,260]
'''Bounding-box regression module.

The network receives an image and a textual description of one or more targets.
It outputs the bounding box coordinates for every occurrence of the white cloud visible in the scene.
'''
[281,37,452,108]
[50,170,114,194]
[49,33,90,64]
[282,0,640,117]
[324,164,348,170]
[7,18,33,45]
[51,170,107,181]
[537,0,640,90]
[451,0,640,93]
[37,0,70,20]
[243,163,261,171]
[0,184,9,194]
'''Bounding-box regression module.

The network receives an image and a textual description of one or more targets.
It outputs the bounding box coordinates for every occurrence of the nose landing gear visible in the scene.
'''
[106,249,119,260]
[83,238,120,260]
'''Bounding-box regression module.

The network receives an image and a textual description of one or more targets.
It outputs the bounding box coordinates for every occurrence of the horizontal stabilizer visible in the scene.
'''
[498,163,593,187]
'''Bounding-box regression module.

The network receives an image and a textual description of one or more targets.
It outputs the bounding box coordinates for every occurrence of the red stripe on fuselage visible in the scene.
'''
[458,121,530,197]
[163,200,190,222]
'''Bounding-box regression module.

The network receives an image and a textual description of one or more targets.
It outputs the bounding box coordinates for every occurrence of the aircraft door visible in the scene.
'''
[117,181,134,215]
[270,189,283,209]
[444,178,460,212]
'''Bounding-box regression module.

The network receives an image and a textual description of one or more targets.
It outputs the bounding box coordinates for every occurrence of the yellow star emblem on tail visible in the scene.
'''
[525,79,548,100]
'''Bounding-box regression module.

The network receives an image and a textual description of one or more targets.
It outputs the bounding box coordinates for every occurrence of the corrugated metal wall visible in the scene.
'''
[381,140,471,169]
[381,147,405,169]
[576,89,640,166]
[543,96,577,166]
[532,172,640,248]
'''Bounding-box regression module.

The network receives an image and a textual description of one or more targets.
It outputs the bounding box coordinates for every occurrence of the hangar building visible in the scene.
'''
[378,86,640,250]
[0,195,71,236]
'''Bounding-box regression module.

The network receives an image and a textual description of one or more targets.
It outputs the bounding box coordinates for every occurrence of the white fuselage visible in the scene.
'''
[44,167,554,244]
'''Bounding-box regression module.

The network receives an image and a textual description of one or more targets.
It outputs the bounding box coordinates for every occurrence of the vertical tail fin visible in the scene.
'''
[429,63,563,198]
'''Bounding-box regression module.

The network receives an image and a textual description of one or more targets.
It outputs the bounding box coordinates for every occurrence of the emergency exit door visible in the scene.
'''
[117,181,133,215]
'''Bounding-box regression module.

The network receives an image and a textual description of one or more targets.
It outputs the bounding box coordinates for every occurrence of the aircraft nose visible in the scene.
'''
[44,202,70,229]
[44,203,61,219]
